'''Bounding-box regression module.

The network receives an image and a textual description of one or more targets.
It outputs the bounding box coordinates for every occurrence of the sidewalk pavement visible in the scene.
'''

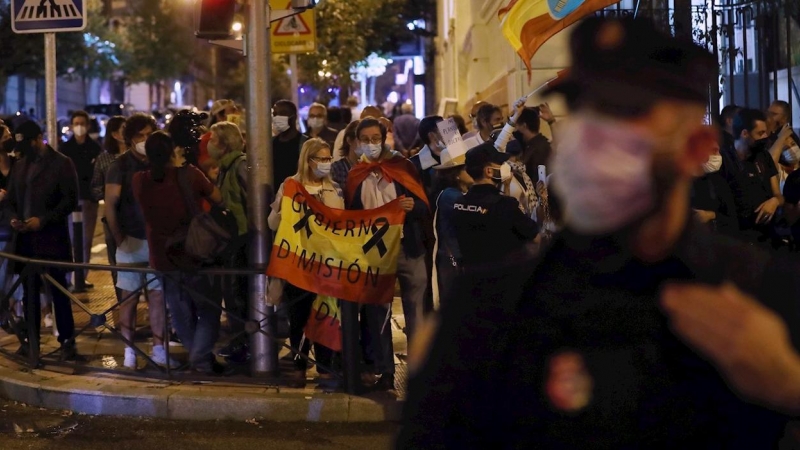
[0,221,409,422]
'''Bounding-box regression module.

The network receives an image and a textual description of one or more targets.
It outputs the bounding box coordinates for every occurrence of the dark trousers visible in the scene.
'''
[284,283,334,374]
[164,273,222,370]
[221,237,249,345]
[22,267,74,345]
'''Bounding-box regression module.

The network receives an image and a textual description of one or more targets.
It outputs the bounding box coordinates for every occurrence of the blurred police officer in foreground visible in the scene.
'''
[452,142,538,266]
[397,16,800,448]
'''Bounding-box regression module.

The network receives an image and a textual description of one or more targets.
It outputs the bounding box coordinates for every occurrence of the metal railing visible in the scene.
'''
[0,250,363,393]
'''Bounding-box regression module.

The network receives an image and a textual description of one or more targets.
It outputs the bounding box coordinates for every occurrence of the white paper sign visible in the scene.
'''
[437,118,467,163]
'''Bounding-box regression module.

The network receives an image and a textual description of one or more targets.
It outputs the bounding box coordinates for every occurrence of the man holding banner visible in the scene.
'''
[345,117,430,392]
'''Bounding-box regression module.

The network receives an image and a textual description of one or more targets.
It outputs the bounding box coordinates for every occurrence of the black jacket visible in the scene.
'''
[60,136,101,201]
[691,170,739,236]
[452,184,538,265]
[349,177,429,259]
[508,133,552,182]
[5,146,78,265]
[398,225,799,449]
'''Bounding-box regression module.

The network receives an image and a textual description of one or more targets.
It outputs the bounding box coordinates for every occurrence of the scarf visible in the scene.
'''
[508,160,537,215]
[346,154,430,209]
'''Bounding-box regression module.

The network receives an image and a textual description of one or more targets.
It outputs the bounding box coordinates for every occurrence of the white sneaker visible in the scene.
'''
[123,348,137,369]
[43,313,53,328]
[151,345,180,369]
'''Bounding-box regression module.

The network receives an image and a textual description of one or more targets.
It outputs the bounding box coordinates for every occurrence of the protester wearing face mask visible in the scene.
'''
[330,120,361,188]
[503,105,555,183]
[410,116,447,204]
[198,99,238,166]
[104,114,175,369]
[691,142,739,236]
[345,117,430,393]
[3,121,81,361]
[272,100,307,185]
[462,104,504,149]
[268,138,342,386]
[719,108,784,248]
[305,103,338,149]
[450,142,538,268]
[60,110,103,291]
[207,121,251,364]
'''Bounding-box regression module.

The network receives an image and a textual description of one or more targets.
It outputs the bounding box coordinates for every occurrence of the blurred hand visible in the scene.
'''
[539,103,556,124]
[755,197,780,223]
[10,218,24,231]
[399,197,415,212]
[0,189,7,202]
[511,96,527,118]
[778,123,794,143]
[23,217,41,232]
[693,209,716,224]
[661,283,800,413]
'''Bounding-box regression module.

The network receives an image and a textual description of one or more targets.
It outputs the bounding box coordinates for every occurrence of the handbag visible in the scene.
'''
[167,167,238,267]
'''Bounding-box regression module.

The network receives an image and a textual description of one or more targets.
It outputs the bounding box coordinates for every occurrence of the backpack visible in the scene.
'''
[166,167,239,268]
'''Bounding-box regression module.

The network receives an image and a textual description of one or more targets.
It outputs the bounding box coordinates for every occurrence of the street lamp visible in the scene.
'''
[231,21,242,32]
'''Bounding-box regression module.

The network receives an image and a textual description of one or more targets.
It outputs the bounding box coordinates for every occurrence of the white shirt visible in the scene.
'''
[360,171,398,209]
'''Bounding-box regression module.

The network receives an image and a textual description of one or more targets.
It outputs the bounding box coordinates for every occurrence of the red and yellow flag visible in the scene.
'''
[499,0,620,74]
[266,179,406,304]
[304,295,342,352]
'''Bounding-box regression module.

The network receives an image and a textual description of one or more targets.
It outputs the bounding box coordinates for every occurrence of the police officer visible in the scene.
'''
[451,142,538,266]
[398,16,800,449]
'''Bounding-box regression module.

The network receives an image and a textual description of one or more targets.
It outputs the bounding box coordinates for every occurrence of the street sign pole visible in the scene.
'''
[44,33,57,149]
[247,0,278,376]
[290,54,298,106]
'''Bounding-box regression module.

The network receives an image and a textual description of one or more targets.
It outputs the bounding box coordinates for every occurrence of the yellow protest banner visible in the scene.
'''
[266,179,406,304]
[270,0,317,54]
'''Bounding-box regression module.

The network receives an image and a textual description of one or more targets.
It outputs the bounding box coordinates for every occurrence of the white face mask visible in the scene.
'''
[134,141,147,156]
[313,162,332,178]
[702,154,722,173]
[783,146,800,165]
[491,163,512,183]
[552,114,656,234]
[73,125,87,138]
[363,143,383,160]
[272,116,290,136]
[308,118,324,130]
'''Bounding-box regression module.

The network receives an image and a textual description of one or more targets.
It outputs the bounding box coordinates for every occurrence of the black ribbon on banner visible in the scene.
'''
[293,201,315,238]
[362,217,390,258]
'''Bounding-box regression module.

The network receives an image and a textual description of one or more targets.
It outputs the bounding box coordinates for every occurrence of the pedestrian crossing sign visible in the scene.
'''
[11,0,87,34]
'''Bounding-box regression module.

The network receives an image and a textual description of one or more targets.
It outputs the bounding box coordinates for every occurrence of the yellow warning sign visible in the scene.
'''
[270,1,317,54]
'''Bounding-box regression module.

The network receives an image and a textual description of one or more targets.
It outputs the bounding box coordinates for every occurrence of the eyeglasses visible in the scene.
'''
[359,138,382,145]
[311,156,333,163]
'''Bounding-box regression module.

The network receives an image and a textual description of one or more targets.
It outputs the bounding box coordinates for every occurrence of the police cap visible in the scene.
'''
[465,142,510,173]
[544,16,717,109]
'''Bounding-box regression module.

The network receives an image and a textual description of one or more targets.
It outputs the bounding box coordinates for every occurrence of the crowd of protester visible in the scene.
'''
[2,21,800,431]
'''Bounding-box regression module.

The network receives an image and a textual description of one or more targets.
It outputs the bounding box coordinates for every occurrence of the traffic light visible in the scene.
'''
[290,0,319,9]
[195,0,237,39]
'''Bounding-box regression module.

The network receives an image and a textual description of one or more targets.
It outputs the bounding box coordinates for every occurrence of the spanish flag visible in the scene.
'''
[499,0,620,74]
[266,179,406,304]
[304,294,342,352]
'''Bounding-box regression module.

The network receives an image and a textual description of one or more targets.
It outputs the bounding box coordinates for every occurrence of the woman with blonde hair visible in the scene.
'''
[268,137,343,386]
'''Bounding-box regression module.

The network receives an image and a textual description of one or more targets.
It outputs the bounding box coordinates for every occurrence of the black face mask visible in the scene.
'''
[751,137,769,153]
[1,139,15,153]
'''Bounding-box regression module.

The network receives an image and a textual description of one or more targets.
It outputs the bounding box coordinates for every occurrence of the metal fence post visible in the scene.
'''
[340,300,361,394]
[246,0,278,376]
[71,204,86,292]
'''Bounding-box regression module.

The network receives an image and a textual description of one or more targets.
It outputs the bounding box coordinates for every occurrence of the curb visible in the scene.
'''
[0,360,403,422]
